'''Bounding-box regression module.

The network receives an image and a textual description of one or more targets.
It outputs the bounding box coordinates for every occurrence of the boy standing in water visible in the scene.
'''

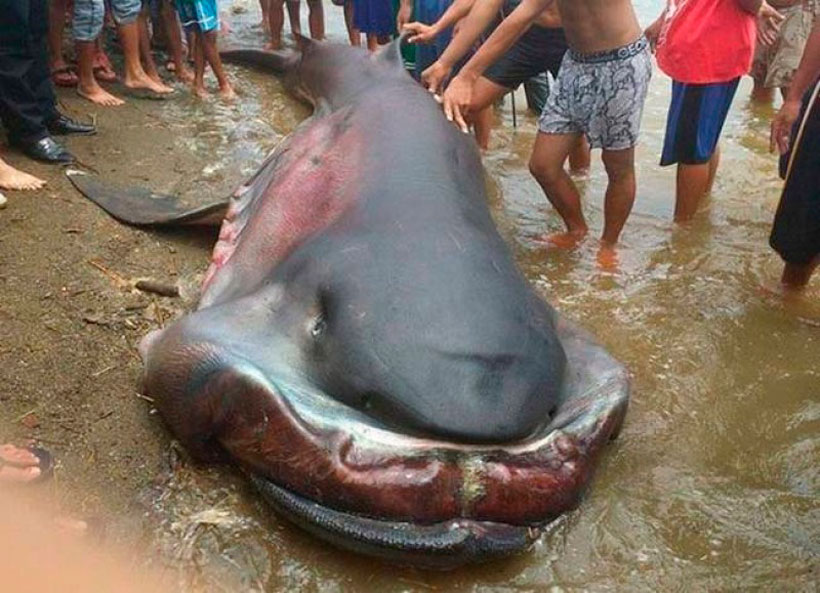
[646,0,783,222]
[438,0,652,266]
[176,0,236,99]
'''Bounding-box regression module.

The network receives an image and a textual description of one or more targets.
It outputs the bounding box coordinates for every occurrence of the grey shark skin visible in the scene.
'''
[76,38,630,568]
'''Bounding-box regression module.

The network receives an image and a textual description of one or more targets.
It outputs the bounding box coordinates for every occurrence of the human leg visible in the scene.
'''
[160,0,192,82]
[201,29,235,100]
[600,147,636,246]
[306,0,324,40]
[0,155,46,190]
[781,257,819,289]
[286,0,301,38]
[343,0,360,46]
[112,0,173,93]
[258,0,270,32]
[266,0,285,49]
[48,0,78,86]
[0,0,52,144]
[73,0,123,105]
[660,79,739,223]
[137,2,164,85]
[192,29,206,97]
[529,132,588,246]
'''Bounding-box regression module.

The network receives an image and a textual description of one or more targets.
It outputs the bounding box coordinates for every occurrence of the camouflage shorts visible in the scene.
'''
[751,1,819,89]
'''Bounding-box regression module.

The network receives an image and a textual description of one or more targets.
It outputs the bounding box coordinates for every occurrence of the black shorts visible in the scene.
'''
[770,78,820,265]
[484,26,568,90]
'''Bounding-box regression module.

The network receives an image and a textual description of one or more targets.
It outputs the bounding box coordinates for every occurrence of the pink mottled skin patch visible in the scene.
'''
[199,108,362,308]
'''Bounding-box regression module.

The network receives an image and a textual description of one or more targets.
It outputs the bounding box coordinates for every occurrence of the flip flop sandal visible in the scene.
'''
[0,445,54,484]
[93,65,118,83]
[52,66,79,88]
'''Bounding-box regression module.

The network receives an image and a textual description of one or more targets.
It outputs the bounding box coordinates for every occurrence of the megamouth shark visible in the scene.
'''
[67,37,630,569]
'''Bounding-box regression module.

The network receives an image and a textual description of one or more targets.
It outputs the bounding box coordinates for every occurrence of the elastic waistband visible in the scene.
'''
[569,36,649,64]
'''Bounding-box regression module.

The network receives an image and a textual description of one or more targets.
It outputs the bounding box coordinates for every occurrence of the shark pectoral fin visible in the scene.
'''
[66,169,228,227]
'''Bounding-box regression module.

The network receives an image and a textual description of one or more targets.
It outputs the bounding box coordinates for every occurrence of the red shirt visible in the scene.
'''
[656,0,758,84]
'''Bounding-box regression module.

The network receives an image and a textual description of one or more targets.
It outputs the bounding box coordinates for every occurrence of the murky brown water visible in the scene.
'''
[20,1,815,590]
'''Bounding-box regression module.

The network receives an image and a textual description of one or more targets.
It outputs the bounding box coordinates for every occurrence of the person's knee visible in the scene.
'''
[72,0,105,42]
[110,0,141,26]
[529,155,563,186]
[601,150,635,183]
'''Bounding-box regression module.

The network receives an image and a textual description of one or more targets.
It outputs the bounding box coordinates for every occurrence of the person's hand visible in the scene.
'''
[441,73,475,133]
[757,1,784,46]
[421,60,452,95]
[644,17,663,52]
[396,4,413,33]
[770,98,801,154]
[403,21,438,44]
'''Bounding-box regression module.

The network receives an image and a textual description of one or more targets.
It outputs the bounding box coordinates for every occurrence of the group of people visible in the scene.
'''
[395,0,818,286]
[0,0,818,288]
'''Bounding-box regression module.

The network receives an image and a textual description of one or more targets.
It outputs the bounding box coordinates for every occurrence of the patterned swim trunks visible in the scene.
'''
[751,2,818,90]
[538,36,652,151]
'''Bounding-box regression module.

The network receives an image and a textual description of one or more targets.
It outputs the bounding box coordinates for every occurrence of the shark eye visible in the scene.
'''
[310,314,326,338]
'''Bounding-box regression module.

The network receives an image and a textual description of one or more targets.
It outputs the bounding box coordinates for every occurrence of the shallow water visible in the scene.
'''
[130,1,818,590]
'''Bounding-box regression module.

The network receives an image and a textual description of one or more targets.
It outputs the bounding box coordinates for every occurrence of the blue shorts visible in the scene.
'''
[660,79,739,166]
[176,0,220,33]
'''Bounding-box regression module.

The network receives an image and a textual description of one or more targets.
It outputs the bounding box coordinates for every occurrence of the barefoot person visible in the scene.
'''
[0,156,45,208]
[0,156,46,191]
[769,16,820,289]
[403,0,590,163]
[73,0,175,106]
[438,0,651,265]
[0,444,52,484]
[176,0,236,100]
[646,0,784,223]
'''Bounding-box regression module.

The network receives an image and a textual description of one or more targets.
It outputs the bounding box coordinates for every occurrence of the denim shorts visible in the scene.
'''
[73,0,141,41]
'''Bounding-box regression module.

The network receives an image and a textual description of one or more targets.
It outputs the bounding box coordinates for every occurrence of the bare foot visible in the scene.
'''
[542,229,587,249]
[0,159,46,191]
[596,242,619,271]
[193,83,209,99]
[264,40,283,51]
[124,73,175,94]
[77,84,125,106]
[175,65,194,84]
[219,83,237,101]
[0,444,43,484]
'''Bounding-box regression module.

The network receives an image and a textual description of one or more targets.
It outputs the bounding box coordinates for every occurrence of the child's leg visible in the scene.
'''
[160,0,192,82]
[306,0,324,40]
[74,0,124,105]
[112,0,174,93]
[49,0,76,84]
[258,0,271,32]
[201,29,235,100]
[343,0,360,46]
[137,3,163,85]
[366,33,378,52]
[193,29,207,97]
[267,0,285,49]
[286,0,301,38]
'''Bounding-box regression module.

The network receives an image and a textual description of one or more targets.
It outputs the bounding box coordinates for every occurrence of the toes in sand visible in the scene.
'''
[77,85,125,106]
[0,159,46,191]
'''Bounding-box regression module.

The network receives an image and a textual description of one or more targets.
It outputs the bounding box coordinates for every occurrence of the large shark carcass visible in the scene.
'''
[68,38,629,568]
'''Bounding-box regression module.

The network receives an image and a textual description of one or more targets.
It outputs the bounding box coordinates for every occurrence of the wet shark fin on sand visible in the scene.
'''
[66,170,228,227]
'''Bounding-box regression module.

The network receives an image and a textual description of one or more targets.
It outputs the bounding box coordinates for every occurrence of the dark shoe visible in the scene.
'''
[17,137,75,164]
[46,113,96,136]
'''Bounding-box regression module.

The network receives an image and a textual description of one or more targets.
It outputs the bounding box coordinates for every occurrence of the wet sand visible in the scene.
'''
[1,1,818,591]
